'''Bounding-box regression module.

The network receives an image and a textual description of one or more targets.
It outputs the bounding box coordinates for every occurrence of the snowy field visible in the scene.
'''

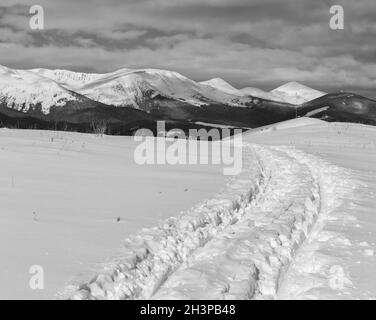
[71,118,376,300]
[1,118,376,300]
[0,129,226,299]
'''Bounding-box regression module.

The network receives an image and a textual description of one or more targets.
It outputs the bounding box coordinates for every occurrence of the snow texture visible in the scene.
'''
[1,118,375,300]
[68,119,376,300]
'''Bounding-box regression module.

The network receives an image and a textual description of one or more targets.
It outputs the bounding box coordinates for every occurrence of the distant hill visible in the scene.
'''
[299,92,376,126]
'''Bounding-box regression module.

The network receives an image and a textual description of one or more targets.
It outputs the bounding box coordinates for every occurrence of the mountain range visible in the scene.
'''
[0,64,375,135]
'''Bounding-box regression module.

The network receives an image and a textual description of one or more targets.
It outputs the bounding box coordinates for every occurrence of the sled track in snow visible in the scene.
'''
[69,144,353,300]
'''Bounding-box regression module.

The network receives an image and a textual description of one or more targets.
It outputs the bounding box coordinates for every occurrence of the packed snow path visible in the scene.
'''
[247,121,376,300]
[70,142,361,300]
[153,146,353,299]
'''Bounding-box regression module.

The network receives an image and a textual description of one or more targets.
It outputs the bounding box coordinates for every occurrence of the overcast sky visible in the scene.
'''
[1,0,376,97]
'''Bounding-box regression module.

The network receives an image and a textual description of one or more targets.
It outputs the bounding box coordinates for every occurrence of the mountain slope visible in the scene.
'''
[200,78,243,96]
[28,67,326,110]
[0,65,80,114]
[299,92,376,125]
[271,81,326,105]
[31,68,257,109]
[199,79,324,105]
[229,81,326,105]
[240,87,285,102]
[31,68,102,90]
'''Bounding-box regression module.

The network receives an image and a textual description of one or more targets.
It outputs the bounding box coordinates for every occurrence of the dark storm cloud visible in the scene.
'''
[0,0,376,97]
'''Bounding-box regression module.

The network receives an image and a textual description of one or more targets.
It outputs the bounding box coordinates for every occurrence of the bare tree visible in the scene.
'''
[91,120,108,136]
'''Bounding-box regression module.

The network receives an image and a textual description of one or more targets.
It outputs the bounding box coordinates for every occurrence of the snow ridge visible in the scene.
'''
[200,78,242,96]
[30,68,102,90]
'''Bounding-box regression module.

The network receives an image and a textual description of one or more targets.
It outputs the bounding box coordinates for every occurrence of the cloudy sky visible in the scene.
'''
[1,0,376,97]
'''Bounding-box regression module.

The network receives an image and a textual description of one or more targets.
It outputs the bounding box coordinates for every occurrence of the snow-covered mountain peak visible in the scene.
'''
[30,67,252,109]
[77,68,213,107]
[0,65,79,114]
[272,81,318,94]
[1,63,331,115]
[271,81,326,104]
[200,78,242,96]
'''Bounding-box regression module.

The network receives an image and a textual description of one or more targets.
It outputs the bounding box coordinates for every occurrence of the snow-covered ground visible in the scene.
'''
[246,119,376,299]
[1,118,375,300]
[68,118,376,300]
[0,129,226,299]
